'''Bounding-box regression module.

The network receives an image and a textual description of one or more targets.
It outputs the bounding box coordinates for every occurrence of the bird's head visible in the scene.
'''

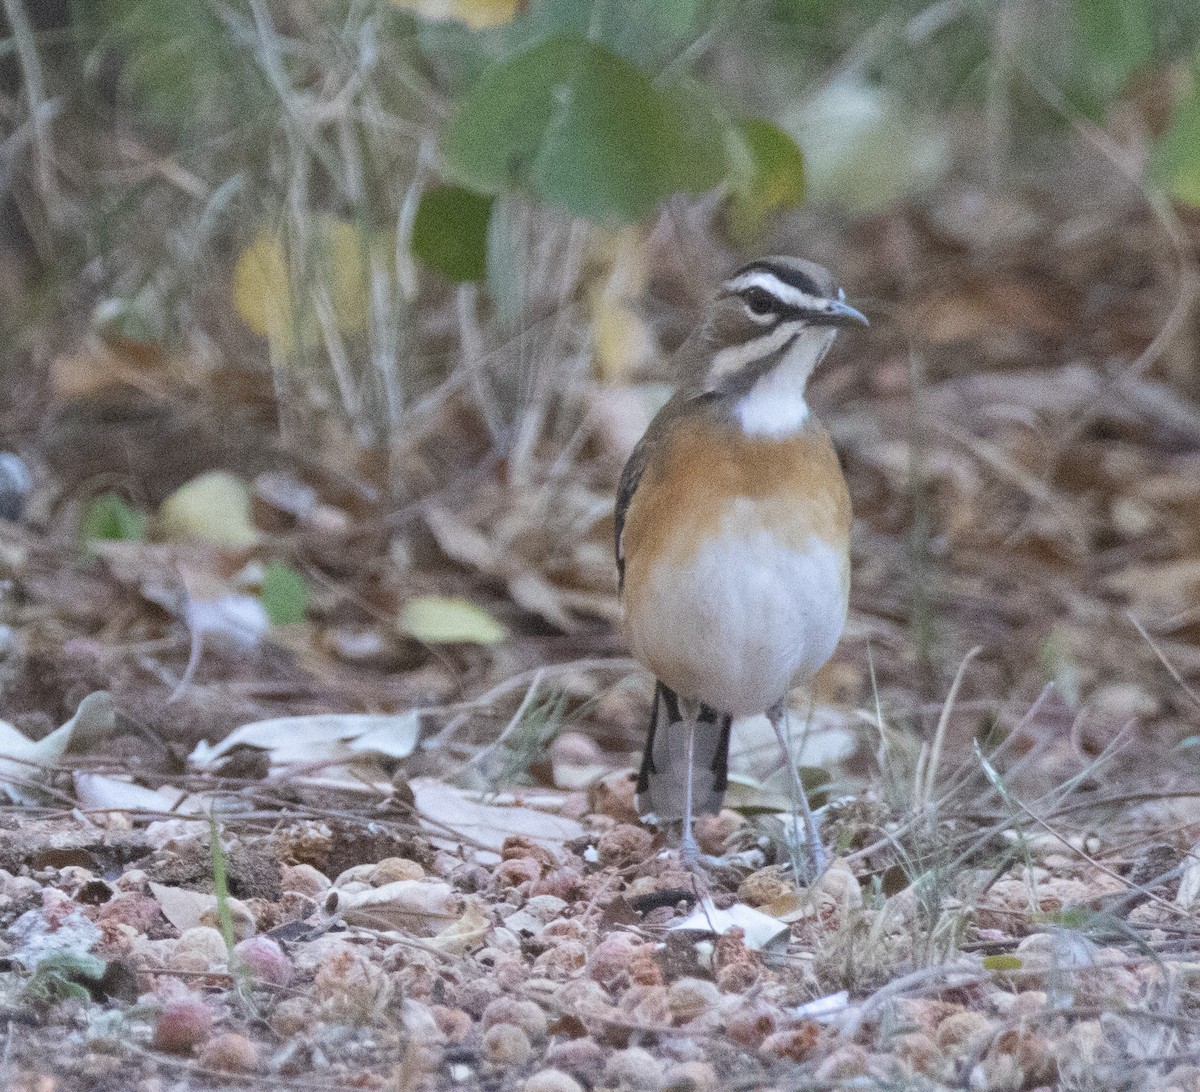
[700,255,868,398]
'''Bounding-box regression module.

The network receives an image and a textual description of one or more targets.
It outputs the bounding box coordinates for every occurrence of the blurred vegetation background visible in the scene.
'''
[3,0,1200,737]
[3,0,1199,450]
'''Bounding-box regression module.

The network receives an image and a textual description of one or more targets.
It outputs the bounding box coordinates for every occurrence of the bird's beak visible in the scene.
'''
[815,298,870,328]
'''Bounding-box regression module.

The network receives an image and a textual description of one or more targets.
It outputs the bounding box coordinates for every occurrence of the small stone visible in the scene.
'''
[481,997,548,1040]
[431,1004,472,1042]
[813,1045,867,1081]
[115,869,150,893]
[667,978,719,1024]
[233,936,293,987]
[523,1068,584,1092]
[545,1039,605,1085]
[280,864,330,897]
[176,926,228,965]
[724,1000,780,1047]
[549,731,603,766]
[154,997,213,1054]
[532,940,587,978]
[492,857,542,890]
[368,858,425,885]
[737,866,793,907]
[596,824,654,867]
[270,996,317,1037]
[198,1032,260,1073]
[659,1060,717,1092]
[483,1022,533,1066]
[605,1047,663,1090]
[694,810,745,856]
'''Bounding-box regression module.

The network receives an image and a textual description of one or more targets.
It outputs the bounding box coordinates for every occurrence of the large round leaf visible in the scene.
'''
[443,34,725,223]
[1154,71,1200,207]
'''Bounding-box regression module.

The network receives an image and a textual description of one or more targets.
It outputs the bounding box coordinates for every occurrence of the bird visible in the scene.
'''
[614,255,867,875]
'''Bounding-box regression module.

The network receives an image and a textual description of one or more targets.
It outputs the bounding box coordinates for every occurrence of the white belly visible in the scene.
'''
[625,516,848,716]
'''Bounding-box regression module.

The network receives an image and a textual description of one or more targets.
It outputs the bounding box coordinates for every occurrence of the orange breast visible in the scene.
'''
[621,416,851,592]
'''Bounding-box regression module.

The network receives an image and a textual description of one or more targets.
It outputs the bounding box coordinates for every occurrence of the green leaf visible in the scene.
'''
[518,0,709,69]
[82,493,146,545]
[22,950,108,1004]
[982,954,1023,972]
[260,561,308,626]
[412,185,494,281]
[88,0,264,125]
[1071,0,1152,93]
[1154,74,1200,206]
[400,595,507,645]
[443,34,725,223]
[727,117,806,241]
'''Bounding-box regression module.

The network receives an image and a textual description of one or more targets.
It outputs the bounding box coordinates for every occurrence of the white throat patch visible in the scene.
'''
[734,326,837,437]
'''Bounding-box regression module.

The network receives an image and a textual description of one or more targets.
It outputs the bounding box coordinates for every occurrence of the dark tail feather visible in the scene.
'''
[635,682,664,797]
[709,711,733,795]
[635,684,732,820]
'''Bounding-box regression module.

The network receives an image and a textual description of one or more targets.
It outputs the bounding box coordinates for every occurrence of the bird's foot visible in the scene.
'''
[678,830,713,890]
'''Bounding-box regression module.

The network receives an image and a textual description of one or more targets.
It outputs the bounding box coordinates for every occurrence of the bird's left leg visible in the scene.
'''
[766,700,828,882]
[679,717,702,871]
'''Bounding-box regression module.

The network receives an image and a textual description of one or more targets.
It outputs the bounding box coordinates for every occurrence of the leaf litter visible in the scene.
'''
[4,167,1200,1092]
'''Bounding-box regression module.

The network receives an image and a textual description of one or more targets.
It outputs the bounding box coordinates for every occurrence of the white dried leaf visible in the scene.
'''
[790,991,850,1022]
[190,711,421,770]
[411,778,584,862]
[0,691,114,804]
[324,879,459,934]
[670,899,789,951]
[149,881,250,934]
[73,772,199,814]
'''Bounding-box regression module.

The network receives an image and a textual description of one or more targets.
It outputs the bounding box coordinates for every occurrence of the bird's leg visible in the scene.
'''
[679,717,703,871]
[767,700,828,883]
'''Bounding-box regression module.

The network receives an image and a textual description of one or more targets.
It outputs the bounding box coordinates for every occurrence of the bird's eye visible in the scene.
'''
[742,287,775,315]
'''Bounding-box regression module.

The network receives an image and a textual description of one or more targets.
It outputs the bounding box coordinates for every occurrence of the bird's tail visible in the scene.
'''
[635,682,732,821]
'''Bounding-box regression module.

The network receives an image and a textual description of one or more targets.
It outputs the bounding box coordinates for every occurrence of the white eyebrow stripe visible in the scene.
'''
[722,270,824,311]
[707,320,801,379]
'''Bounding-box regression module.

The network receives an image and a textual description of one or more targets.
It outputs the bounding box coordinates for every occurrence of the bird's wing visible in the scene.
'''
[614,388,719,592]
[614,432,652,593]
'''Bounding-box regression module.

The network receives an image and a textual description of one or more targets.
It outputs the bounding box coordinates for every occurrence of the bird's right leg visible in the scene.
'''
[767,700,828,882]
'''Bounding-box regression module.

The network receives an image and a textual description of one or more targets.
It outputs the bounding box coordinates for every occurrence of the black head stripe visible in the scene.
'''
[732,260,821,300]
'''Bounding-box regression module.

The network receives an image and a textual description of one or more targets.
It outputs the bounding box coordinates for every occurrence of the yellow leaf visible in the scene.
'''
[323,216,371,334]
[388,0,518,29]
[591,295,655,385]
[159,471,259,548]
[451,0,519,29]
[399,596,506,645]
[587,226,654,383]
[232,234,295,350]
